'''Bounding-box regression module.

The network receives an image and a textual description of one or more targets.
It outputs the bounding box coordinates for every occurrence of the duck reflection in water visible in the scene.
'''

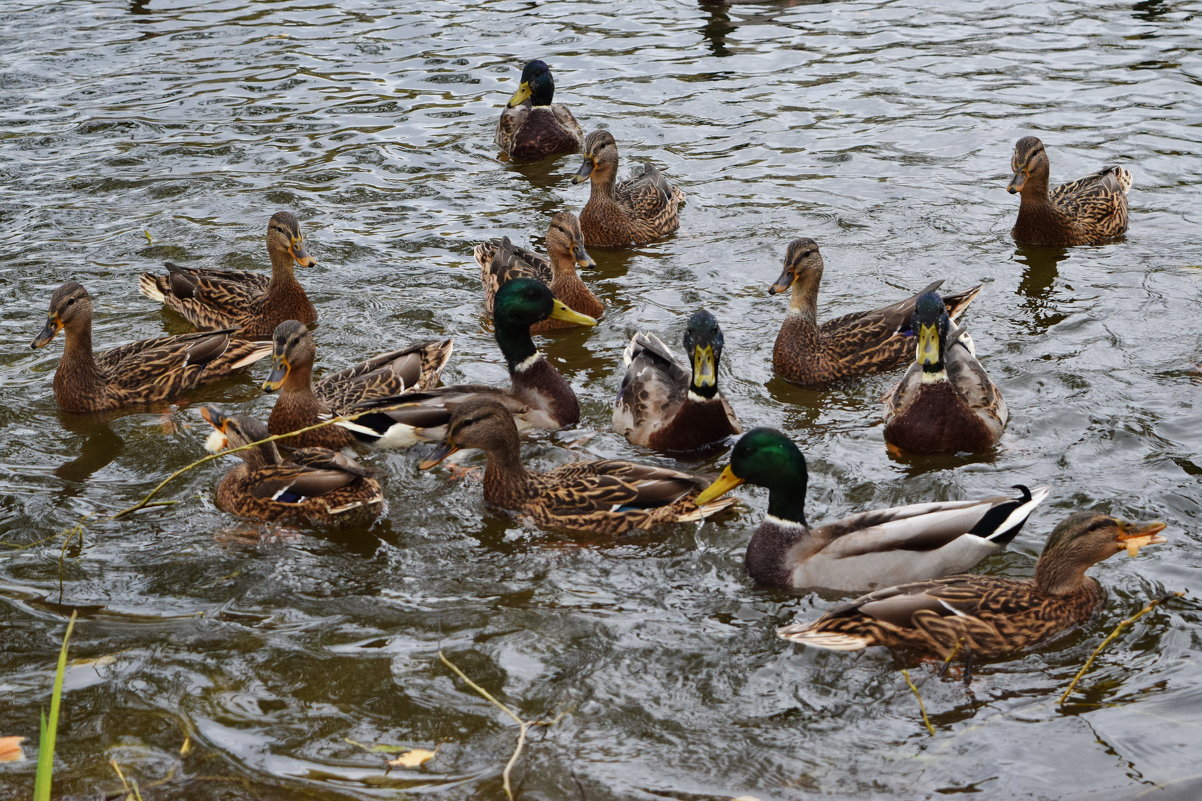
[53,410,124,484]
[1014,243,1071,333]
[698,0,840,59]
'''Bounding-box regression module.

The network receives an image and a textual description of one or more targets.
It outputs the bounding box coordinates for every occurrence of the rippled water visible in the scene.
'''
[2,0,1201,798]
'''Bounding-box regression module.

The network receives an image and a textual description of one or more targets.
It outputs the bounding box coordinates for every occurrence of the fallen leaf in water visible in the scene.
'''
[387,748,437,769]
[0,736,26,762]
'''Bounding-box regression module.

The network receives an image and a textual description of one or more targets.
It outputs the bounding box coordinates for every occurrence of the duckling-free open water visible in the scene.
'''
[1,1,1200,798]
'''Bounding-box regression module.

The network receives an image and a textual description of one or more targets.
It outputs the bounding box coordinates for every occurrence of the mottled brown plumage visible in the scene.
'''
[260,320,452,450]
[778,512,1166,662]
[201,407,383,526]
[768,238,981,386]
[883,292,1006,455]
[138,211,317,339]
[614,310,741,452]
[420,399,736,536]
[495,60,583,160]
[571,130,684,247]
[473,212,602,333]
[30,282,270,413]
[1008,136,1132,246]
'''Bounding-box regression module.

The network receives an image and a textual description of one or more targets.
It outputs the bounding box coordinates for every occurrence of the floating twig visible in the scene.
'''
[439,650,552,801]
[902,669,936,736]
[1058,592,1182,706]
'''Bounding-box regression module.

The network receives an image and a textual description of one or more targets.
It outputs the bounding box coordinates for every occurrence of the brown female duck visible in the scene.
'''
[614,310,741,452]
[571,130,684,247]
[473,211,602,332]
[769,238,981,386]
[337,278,596,448]
[420,398,736,536]
[201,406,383,526]
[139,211,317,339]
[695,428,1047,592]
[883,291,1007,455]
[261,320,453,450]
[778,511,1165,668]
[31,281,270,413]
[495,60,584,160]
[1007,136,1132,246]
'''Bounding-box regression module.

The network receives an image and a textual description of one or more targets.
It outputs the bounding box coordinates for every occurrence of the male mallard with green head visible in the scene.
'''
[614,310,741,452]
[495,60,584,160]
[695,427,1048,592]
[883,291,1006,455]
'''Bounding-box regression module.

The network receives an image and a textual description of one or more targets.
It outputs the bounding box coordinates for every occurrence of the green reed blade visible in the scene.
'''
[33,611,77,801]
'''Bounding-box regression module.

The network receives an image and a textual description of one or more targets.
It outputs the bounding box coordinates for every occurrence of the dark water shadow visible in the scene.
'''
[1132,0,1171,23]
[697,0,843,58]
[53,410,126,484]
[1013,243,1072,333]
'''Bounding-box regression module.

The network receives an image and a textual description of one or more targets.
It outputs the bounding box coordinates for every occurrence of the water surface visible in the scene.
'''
[2,1,1201,799]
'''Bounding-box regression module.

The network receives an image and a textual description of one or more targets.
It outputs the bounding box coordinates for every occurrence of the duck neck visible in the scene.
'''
[547,248,587,300]
[787,268,822,324]
[765,480,809,528]
[1035,554,1098,597]
[481,431,533,509]
[266,247,299,294]
[56,322,105,399]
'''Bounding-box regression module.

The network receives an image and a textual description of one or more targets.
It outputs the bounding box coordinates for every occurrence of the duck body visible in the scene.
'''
[778,512,1166,661]
[337,279,595,448]
[572,130,683,247]
[422,399,736,536]
[769,239,981,386]
[138,211,317,339]
[495,60,583,160]
[883,292,1007,455]
[695,428,1047,592]
[202,407,383,527]
[261,320,453,450]
[1008,136,1132,246]
[31,282,270,413]
[474,212,602,333]
[614,311,741,453]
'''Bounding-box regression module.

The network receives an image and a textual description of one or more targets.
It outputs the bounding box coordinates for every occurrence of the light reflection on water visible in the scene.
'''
[1,0,1201,799]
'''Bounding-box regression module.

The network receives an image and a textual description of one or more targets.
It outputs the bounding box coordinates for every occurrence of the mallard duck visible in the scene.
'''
[337,278,596,448]
[570,130,684,247]
[694,427,1048,592]
[260,320,453,450]
[419,398,736,536]
[474,211,602,333]
[777,511,1166,666]
[883,292,1007,455]
[768,238,981,386]
[200,406,383,526]
[1008,136,1132,246]
[138,211,317,339]
[614,310,741,452]
[30,281,271,413]
[495,60,584,160]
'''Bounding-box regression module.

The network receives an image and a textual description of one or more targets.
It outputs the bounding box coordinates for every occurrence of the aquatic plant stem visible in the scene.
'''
[438,650,528,801]
[110,410,378,520]
[33,611,76,801]
[1058,593,1181,706]
[901,670,936,736]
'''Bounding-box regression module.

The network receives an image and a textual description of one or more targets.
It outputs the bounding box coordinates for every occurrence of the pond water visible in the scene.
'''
[2,0,1201,799]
